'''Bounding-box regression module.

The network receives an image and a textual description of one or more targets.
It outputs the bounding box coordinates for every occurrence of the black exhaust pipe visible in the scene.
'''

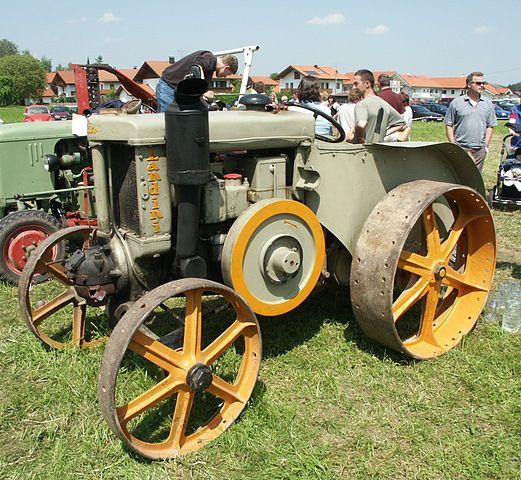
[165,78,210,278]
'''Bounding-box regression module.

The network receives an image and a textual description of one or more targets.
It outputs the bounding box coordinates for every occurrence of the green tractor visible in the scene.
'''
[19,82,495,459]
[0,121,94,283]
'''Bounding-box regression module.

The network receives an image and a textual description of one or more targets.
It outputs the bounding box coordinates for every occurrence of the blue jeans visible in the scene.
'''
[156,78,176,113]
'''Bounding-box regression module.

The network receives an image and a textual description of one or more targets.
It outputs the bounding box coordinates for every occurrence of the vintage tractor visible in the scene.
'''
[18,79,496,459]
[0,121,94,284]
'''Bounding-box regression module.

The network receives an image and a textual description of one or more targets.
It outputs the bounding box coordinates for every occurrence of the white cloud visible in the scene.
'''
[474,25,492,34]
[66,17,86,25]
[307,13,346,26]
[99,12,120,23]
[365,24,390,35]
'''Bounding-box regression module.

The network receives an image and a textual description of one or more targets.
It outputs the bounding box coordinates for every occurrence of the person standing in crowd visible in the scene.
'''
[444,71,497,171]
[337,88,363,141]
[351,69,405,144]
[378,74,405,114]
[270,91,279,105]
[156,50,238,112]
[289,76,332,135]
[327,96,340,116]
[400,91,413,130]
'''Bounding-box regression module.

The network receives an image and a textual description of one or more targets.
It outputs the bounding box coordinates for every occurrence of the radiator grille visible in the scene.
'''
[110,145,140,235]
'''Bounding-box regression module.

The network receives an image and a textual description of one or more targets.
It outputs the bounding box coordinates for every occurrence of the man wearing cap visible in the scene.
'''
[156,50,239,112]
[444,71,496,171]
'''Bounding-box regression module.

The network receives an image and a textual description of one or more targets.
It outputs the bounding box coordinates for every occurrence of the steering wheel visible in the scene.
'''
[286,102,345,143]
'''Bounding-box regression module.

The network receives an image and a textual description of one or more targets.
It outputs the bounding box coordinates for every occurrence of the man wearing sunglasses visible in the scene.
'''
[444,71,497,171]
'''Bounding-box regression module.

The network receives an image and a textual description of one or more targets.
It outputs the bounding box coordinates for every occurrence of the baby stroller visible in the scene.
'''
[488,131,521,210]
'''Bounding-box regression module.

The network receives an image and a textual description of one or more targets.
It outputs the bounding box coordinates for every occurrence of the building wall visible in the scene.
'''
[279,70,343,93]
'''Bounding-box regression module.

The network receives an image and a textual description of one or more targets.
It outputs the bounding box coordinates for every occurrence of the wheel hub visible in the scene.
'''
[8,229,47,271]
[186,363,213,391]
[434,264,446,280]
[261,235,302,284]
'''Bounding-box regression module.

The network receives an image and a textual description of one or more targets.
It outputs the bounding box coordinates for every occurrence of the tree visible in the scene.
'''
[40,56,52,72]
[270,72,279,81]
[55,63,67,71]
[508,81,521,91]
[94,55,103,64]
[0,75,15,105]
[0,39,18,58]
[0,54,45,104]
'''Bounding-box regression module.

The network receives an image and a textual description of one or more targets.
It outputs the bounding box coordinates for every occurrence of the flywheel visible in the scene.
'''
[350,180,496,359]
[222,199,325,316]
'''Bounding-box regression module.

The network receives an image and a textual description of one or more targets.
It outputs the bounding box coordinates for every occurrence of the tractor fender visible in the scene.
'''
[303,141,486,255]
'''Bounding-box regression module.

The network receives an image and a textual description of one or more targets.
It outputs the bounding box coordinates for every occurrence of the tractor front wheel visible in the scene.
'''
[0,210,64,285]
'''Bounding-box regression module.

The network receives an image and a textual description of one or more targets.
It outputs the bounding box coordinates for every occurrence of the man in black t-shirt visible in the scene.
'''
[156,50,238,112]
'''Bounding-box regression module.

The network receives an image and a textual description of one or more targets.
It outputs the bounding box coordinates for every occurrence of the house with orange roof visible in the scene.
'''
[277,65,350,94]
[133,60,241,93]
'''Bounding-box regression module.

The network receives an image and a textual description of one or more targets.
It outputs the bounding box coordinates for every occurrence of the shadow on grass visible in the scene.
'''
[496,261,521,280]
[257,284,418,365]
[120,379,267,463]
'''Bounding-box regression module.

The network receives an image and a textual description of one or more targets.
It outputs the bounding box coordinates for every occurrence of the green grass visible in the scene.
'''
[0,123,520,479]
[0,106,25,123]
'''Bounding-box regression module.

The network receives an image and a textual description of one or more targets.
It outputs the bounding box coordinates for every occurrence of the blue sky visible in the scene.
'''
[2,0,517,85]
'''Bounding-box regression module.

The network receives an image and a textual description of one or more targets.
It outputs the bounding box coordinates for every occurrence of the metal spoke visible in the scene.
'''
[206,375,246,404]
[167,388,195,449]
[31,289,76,326]
[422,205,441,257]
[443,267,489,292]
[183,289,203,359]
[397,250,432,276]
[404,284,440,347]
[129,329,187,372]
[439,211,487,262]
[37,260,72,285]
[203,319,257,366]
[392,276,430,321]
[72,303,87,346]
[116,374,184,426]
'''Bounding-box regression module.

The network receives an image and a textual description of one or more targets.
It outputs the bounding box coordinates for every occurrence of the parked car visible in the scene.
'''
[67,105,78,120]
[438,98,454,107]
[495,105,510,120]
[23,105,54,123]
[422,103,448,116]
[495,101,517,112]
[411,104,443,122]
[50,105,69,121]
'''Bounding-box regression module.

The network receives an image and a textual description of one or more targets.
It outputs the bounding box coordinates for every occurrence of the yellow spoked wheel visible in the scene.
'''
[18,226,106,349]
[222,199,325,316]
[99,278,261,459]
[350,180,496,359]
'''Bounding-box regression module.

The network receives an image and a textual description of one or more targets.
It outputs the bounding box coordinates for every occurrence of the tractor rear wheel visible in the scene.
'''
[350,180,496,359]
[99,278,261,459]
[0,210,63,285]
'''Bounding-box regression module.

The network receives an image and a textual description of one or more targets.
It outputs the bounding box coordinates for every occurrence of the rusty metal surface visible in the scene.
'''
[98,277,262,459]
[349,180,496,359]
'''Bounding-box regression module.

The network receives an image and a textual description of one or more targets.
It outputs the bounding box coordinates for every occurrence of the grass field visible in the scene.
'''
[0,122,519,480]
[0,106,25,123]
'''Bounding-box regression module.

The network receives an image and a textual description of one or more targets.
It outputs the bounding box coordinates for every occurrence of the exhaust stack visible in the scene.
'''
[165,78,210,278]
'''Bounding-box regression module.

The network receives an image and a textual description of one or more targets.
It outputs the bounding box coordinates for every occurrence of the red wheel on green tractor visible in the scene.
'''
[0,210,64,285]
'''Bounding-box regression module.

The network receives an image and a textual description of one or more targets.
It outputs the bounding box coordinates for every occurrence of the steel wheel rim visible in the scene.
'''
[351,181,496,359]
[4,224,58,277]
[99,278,262,459]
[18,226,104,349]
